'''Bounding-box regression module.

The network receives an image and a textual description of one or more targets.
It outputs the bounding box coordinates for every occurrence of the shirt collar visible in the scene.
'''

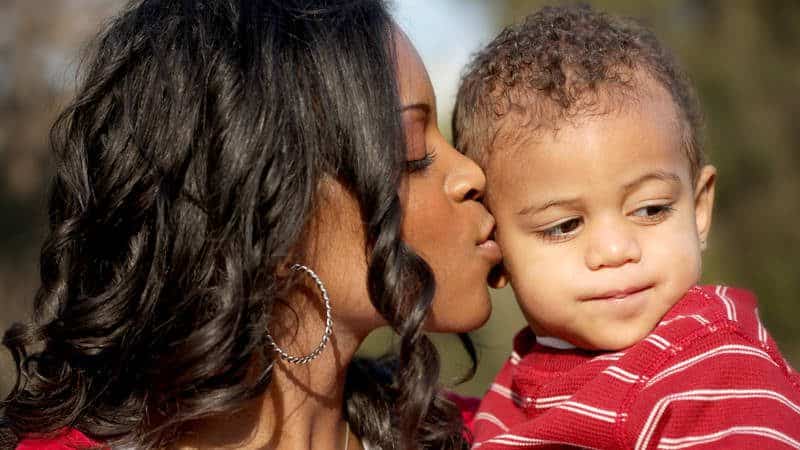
[535,335,577,350]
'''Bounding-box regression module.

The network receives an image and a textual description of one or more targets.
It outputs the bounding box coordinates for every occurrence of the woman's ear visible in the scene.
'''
[488,263,510,289]
[694,165,717,249]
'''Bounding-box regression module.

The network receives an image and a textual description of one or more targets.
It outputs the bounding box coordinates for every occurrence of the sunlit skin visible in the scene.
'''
[176,28,500,450]
[296,30,500,339]
[486,76,716,351]
[394,31,501,332]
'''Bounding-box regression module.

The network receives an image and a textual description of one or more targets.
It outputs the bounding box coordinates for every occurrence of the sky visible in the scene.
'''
[392,0,497,129]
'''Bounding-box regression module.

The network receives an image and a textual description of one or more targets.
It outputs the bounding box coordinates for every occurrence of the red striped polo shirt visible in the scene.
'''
[472,285,800,449]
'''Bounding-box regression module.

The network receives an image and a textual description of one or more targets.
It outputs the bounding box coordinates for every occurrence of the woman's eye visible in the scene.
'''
[631,204,675,222]
[538,217,582,242]
[405,149,437,173]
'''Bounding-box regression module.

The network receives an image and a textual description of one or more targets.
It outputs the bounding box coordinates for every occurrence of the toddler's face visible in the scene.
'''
[486,86,716,351]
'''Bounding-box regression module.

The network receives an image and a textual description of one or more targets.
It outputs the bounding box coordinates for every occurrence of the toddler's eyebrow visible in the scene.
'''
[517,198,582,217]
[622,171,682,195]
[516,171,682,217]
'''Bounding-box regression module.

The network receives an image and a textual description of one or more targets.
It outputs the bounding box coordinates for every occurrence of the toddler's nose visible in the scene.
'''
[585,222,641,270]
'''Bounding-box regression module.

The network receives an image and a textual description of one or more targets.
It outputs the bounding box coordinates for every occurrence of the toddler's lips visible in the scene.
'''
[583,285,653,301]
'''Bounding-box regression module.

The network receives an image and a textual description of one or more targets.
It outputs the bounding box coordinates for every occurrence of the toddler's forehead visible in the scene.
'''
[482,91,690,207]
[489,70,680,145]
[482,130,544,209]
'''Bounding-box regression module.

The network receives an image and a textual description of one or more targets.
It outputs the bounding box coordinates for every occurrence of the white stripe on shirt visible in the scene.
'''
[636,389,800,450]
[657,426,800,449]
[645,344,778,387]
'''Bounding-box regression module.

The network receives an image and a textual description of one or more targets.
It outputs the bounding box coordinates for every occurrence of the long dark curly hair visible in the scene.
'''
[0,1,470,448]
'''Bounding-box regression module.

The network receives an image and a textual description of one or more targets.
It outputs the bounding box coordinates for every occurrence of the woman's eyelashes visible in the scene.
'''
[406,148,437,173]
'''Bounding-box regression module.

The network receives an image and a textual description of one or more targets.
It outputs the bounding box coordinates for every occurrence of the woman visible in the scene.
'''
[0,0,500,449]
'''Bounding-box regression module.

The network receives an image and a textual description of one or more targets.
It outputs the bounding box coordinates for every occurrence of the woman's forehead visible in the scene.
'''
[393,29,435,110]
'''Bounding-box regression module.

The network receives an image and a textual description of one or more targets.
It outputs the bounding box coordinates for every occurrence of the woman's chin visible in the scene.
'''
[425,291,493,333]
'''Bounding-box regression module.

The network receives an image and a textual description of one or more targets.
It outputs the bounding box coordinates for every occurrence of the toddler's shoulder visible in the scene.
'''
[656,284,766,346]
[620,287,800,448]
[626,284,800,387]
[634,284,798,391]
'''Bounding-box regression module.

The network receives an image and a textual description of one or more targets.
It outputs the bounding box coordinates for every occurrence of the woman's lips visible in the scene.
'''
[583,285,653,301]
[477,239,503,264]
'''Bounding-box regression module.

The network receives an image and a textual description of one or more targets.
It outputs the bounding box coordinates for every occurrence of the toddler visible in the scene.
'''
[453,5,800,449]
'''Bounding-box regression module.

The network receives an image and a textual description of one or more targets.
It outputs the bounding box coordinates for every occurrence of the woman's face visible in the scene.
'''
[303,32,500,341]
[394,32,501,332]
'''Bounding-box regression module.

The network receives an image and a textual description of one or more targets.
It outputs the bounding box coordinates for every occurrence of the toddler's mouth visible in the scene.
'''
[582,285,653,301]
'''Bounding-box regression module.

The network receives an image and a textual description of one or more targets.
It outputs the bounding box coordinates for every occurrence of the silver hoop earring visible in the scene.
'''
[266,264,333,365]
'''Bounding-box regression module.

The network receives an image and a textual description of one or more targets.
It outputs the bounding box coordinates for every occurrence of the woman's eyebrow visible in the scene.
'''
[401,102,431,114]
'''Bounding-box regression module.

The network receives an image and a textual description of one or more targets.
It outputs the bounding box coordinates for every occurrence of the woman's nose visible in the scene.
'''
[585,221,642,270]
[446,149,487,203]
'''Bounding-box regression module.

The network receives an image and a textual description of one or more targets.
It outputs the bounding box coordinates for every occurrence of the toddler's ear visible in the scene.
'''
[488,263,510,289]
[694,165,717,247]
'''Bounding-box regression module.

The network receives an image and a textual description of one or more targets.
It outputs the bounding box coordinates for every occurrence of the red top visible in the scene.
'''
[16,393,482,449]
[16,428,100,449]
[472,285,800,449]
[448,391,481,429]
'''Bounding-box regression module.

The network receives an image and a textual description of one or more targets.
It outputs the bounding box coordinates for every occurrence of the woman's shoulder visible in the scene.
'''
[16,428,101,450]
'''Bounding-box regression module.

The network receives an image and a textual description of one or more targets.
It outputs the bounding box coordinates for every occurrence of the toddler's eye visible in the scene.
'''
[538,217,582,242]
[631,204,674,223]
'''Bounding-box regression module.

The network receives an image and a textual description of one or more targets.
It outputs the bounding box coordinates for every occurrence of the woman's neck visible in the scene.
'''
[175,329,365,450]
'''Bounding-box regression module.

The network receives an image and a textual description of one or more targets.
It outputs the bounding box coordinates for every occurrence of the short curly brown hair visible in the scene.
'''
[453,4,705,178]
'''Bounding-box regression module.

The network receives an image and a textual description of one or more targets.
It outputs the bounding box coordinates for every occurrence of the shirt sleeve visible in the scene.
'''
[624,331,800,450]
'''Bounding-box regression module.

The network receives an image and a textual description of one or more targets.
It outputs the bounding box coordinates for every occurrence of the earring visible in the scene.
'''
[700,239,708,251]
[266,264,333,365]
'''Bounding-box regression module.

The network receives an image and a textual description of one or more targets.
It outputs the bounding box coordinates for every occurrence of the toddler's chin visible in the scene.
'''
[578,327,654,352]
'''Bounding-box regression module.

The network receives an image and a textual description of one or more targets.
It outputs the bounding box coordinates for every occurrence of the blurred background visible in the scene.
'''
[1,0,798,399]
